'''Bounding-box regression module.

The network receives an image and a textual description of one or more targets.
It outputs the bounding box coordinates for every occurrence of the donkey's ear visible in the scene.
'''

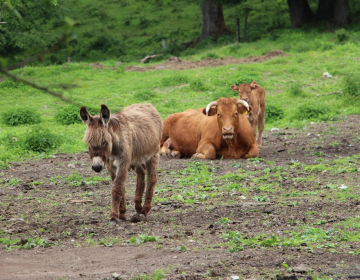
[100,104,110,127]
[80,106,93,126]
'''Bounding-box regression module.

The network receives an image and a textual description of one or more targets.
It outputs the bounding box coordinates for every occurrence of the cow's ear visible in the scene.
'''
[100,104,110,127]
[202,107,217,116]
[238,104,252,115]
[250,80,258,89]
[80,107,93,126]
[230,85,239,91]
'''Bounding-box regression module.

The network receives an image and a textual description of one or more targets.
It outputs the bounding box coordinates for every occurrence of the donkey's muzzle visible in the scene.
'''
[92,164,103,173]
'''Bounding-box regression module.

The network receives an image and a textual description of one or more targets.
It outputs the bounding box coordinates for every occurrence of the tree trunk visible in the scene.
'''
[316,0,349,25]
[287,0,314,28]
[316,0,334,21]
[236,18,240,43]
[200,0,231,42]
[333,0,349,25]
[243,13,247,42]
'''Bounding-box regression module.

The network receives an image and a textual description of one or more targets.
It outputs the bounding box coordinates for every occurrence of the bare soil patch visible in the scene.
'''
[1,115,360,279]
[125,50,287,72]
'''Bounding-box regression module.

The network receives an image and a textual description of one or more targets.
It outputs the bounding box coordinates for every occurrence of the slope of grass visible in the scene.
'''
[0,29,360,167]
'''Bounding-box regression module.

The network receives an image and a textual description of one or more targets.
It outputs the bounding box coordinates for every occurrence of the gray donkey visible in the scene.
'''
[80,103,162,225]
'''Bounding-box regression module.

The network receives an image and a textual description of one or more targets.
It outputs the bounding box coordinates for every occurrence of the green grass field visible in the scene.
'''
[1,28,360,168]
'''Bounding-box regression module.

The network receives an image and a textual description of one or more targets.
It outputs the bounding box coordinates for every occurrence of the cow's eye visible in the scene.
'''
[217,113,220,117]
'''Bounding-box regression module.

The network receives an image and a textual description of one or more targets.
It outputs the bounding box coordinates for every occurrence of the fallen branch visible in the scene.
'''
[1,68,71,103]
[324,91,342,96]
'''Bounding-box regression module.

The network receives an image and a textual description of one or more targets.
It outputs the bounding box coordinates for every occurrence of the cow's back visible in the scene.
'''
[168,110,210,157]
[122,103,162,160]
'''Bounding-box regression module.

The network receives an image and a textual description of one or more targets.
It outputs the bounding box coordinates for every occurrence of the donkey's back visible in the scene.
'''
[121,103,162,162]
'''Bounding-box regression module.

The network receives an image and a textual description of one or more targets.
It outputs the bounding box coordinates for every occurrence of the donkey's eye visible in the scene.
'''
[102,142,107,147]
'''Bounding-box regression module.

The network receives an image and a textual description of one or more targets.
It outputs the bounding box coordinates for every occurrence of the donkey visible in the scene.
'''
[80,103,162,225]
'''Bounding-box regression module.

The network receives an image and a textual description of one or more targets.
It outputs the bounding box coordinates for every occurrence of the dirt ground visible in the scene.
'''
[124,50,287,72]
[1,115,360,280]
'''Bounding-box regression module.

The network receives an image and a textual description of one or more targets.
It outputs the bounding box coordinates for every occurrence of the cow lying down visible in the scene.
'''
[160,98,259,160]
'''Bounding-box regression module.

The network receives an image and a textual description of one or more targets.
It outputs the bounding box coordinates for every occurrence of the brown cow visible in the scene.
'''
[160,98,259,160]
[230,80,265,148]
[80,103,162,225]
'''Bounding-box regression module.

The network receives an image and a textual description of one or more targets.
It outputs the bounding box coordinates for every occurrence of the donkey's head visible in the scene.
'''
[80,105,113,173]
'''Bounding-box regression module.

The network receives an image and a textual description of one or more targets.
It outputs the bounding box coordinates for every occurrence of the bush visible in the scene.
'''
[342,73,360,99]
[265,104,284,122]
[2,109,41,126]
[295,104,328,120]
[55,106,82,125]
[336,28,349,43]
[22,127,61,153]
[289,82,304,96]
[161,75,189,86]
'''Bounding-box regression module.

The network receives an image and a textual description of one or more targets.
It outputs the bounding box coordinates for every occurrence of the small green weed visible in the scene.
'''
[161,75,189,86]
[215,217,232,224]
[190,80,207,91]
[289,82,304,96]
[126,234,158,245]
[134,91,156,101]
[66,171,84,187]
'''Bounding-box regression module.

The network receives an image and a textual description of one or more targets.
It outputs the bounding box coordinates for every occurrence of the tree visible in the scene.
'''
[200,0,231,42]
[287,0,314,28]
[287,0,350,28]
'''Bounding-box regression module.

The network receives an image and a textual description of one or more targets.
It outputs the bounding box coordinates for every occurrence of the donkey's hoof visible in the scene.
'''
[110,220,117,226]
[140,214,146,219]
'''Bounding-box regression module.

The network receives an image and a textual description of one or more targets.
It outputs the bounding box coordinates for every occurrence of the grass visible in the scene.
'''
[1,29,360,167]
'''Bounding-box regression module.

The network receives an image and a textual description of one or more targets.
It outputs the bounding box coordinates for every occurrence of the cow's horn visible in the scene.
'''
[237,99,249,111]
[205,101,217,116]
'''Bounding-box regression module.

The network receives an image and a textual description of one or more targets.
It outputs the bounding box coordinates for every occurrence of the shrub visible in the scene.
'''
[342,73,360,99]
[289,82,304,96]
[55,106,82,125]
[336,28,349,43]
[294,104,328,120]
[22,127,61,153]
[265,104,284,122]
[161,75,189,86]
[2,109,41,126]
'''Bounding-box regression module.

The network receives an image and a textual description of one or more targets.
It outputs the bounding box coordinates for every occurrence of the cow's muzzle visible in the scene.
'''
[242,97,249,102]
[222,127,234,140]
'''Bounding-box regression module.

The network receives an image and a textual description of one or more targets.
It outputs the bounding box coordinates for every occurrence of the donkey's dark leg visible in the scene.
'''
[134,164,146,214]
[141,153,159,217]
[110,166,128,224]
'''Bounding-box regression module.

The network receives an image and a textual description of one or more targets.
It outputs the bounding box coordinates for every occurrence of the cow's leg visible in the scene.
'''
[257,108,265,149]
[134,164,146,214]
[194,143,216,160]
[243,144,259,159]
[110,166,128,225]
[141,153,159,217]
